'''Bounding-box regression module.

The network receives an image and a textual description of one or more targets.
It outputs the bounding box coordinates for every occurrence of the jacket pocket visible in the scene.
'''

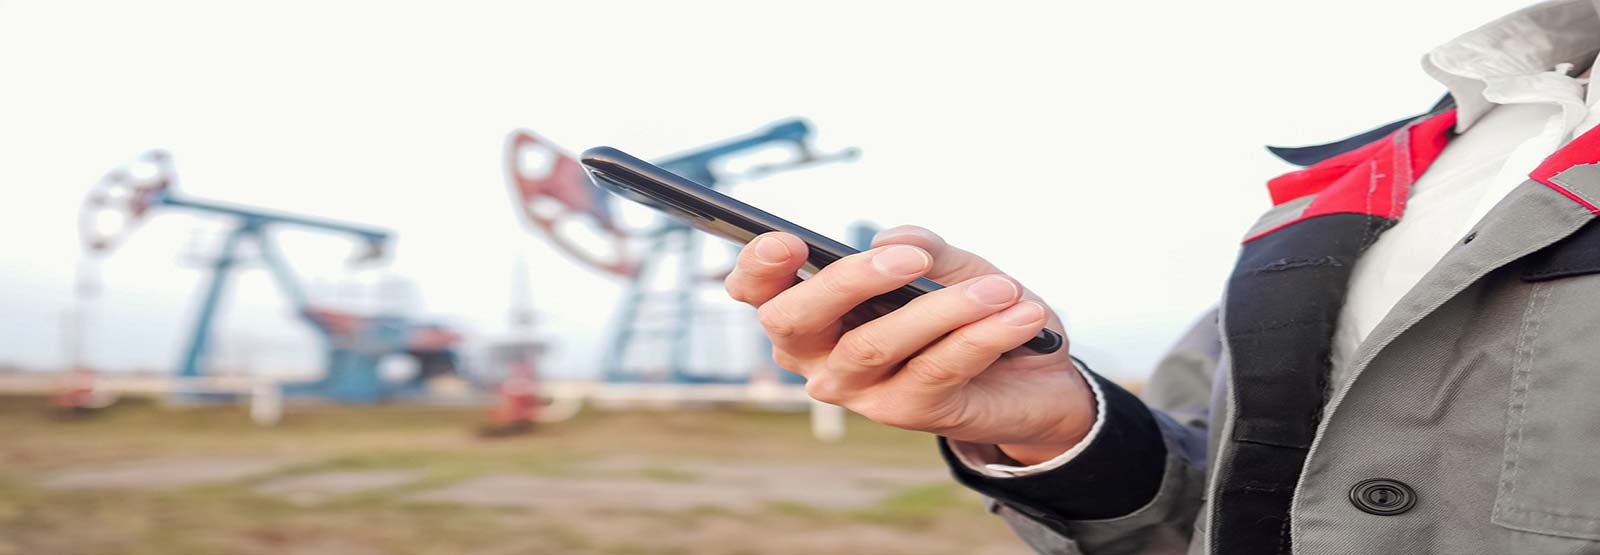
[1491,277,1600,540]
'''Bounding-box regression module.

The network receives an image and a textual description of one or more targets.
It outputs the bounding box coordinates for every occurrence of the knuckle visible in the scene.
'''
[835,333,894,368]
[947,328,1004,358]
[904,356,966,387]
[756,304,798,338]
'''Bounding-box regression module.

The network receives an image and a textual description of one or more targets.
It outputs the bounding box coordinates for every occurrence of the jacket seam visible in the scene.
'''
[1494,280,1547,517]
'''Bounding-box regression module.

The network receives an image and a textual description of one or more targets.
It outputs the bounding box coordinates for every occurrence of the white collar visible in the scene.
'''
[1423,0,1600,131]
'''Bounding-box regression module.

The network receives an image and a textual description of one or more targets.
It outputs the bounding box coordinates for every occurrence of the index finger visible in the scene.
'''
[871,225,1006,285]
[724,232,808,307]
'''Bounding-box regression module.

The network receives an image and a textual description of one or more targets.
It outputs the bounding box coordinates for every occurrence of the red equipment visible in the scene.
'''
[506,130,637,278]
[479,359,541,437]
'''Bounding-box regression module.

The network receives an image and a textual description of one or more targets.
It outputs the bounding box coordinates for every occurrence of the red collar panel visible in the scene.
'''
[1247,110,1457,243]
[1530,124,1600,214]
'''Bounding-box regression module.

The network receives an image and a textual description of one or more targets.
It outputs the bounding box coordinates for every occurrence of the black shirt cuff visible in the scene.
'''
[940,366,1168,521]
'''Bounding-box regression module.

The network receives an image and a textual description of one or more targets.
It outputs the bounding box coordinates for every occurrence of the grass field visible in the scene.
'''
[0,395,1028,555]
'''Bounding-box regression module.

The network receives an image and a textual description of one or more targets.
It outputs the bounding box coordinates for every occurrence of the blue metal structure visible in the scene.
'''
[81,151,461,403]
[506,119,856,384]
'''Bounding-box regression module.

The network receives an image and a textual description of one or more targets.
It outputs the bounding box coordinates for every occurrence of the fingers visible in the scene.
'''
[725,233,809,307]
[891,300,1050,393]
[872,225,1005,285]
[756,243,932,357]
[824,274,1024,388]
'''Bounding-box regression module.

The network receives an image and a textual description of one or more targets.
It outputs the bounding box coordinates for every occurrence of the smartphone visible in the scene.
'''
[579,146,1063,355]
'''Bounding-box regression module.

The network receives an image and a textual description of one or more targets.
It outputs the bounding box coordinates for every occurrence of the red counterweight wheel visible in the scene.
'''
[504,130,737,283]
[79,150,174,255]
[505,130,638,278]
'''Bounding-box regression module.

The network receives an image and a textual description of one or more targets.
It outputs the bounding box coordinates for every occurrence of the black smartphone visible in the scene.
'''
[579,146,1063,355]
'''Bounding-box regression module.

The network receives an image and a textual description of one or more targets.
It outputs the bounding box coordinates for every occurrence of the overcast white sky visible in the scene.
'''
[0,0,1536,379]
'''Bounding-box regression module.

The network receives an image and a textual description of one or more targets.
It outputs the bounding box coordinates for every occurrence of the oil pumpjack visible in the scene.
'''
[78,150,462,404]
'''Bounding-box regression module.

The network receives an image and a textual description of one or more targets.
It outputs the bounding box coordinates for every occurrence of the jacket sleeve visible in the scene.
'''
[940,308,1220,554]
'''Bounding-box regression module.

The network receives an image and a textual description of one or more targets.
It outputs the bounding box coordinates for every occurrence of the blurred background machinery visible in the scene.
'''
[74,150,464,407]
[504,119,857,386]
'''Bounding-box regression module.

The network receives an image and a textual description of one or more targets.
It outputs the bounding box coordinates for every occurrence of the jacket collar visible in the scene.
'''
[1272,0,1600,168]
[1424,0,1600,132]
[1244,110,1457,242]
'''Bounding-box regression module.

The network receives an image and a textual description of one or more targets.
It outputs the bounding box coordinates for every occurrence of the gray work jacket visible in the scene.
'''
[942,106,1600,554]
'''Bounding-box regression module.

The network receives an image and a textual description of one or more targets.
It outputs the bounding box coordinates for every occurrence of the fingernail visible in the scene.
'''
[966,276,1019,305]
[871,245,931,276]
[753,236,790,263]
[1000,301,1045,325]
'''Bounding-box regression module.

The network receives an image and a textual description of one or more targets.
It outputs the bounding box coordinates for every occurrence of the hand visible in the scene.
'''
[724,225,1096,465]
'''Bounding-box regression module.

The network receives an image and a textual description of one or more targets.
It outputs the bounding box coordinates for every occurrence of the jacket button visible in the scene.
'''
[1349,479,1416,516]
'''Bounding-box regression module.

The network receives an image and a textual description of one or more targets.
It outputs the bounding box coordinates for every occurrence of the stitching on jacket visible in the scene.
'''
[1392,128,1411,224]
[1495,282,1550,519]
[1249,256,1345,273]
[1550,169,1600,211]
[1491,282,1600,538]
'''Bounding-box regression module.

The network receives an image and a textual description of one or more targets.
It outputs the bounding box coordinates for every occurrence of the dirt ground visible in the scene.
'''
[0,395,1030,555]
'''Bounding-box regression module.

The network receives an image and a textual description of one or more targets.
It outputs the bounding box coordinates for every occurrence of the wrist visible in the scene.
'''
[996,368,1097,466]
[996,419,1092,465]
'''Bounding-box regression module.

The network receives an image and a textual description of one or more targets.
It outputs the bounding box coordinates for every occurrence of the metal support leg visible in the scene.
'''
[177,226,250,378]
[669,227,700,382]
[601,229,668,381]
